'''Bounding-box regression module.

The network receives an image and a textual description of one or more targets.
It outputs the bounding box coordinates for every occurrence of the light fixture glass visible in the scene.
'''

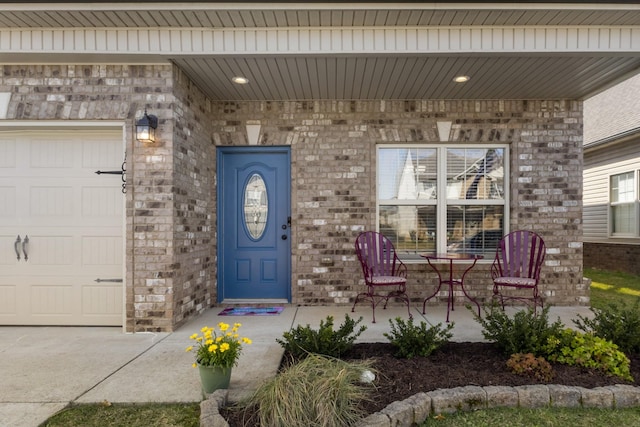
[232,76,249,84]
[135,109,158,145]
[453,75,470,83]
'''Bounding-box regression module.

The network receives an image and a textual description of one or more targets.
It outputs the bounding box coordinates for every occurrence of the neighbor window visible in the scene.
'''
[610,171,638,236]
[378,146,507,260]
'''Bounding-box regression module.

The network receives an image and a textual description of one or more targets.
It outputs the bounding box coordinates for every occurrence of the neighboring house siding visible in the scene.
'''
[583,137,640,275]
[584,138,640,242]
[0,64,588,331]
[583,72,640,276]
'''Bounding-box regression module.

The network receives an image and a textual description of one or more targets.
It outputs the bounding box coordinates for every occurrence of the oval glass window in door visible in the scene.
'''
[243,173,268,239]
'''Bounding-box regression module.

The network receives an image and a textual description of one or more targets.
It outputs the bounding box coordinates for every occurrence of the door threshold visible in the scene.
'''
[220,299,289,305]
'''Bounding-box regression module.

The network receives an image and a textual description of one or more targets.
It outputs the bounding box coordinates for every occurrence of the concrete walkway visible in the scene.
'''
[0,304,592,427]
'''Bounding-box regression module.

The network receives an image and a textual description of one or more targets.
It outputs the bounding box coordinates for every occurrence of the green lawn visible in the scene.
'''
[420,407,640,427]
[41,403,200,427]
[584,267,640,308]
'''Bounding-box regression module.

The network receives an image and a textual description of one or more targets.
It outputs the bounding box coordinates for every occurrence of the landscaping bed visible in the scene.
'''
[222,341,640,426]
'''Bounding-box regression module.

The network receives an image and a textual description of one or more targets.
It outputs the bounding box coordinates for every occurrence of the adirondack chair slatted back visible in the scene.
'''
[353,231,410,323]
[356,231,405,280]
[495,230,545,280]
[491,230,545,310]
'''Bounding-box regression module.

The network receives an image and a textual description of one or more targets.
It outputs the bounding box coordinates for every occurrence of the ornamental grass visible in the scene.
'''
[239,353,374,427]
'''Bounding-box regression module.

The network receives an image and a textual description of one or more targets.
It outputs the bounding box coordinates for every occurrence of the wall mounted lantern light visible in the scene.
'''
[135,109,158,145]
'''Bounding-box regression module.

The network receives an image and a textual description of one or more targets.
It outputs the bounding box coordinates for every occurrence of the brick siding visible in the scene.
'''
[210,99,588,310]
[584,242,640,276]
[0,64,588,331]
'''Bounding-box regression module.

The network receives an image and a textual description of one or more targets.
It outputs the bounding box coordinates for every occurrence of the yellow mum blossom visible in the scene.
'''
[192,363,197,368]
[187,323,251,369]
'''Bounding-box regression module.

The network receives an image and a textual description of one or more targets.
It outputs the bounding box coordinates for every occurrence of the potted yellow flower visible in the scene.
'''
[186,322,252,393]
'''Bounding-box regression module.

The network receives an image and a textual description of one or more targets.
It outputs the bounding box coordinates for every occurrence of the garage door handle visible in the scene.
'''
[22,235,29,261]
[14,235,21,260]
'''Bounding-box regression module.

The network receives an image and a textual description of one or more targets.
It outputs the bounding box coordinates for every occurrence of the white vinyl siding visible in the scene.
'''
[584,137,640,243]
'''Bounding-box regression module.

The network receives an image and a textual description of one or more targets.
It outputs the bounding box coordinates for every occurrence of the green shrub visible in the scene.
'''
[383,316,454,359]
[241,354,373,427]
[276,314,367,358]
[473,304,565,356]
[543,329,633,381]
[506,353,555,382]
[573,299,640,354]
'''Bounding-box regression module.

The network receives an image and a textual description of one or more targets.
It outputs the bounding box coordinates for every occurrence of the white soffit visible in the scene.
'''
[0,3,639,101]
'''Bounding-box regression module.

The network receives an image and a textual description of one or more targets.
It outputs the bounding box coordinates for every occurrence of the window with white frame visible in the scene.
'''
[610,171,637,236]
[377,146,507,259]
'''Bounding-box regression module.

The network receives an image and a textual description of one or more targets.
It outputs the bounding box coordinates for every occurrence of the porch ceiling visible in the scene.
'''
[1,2,640,101]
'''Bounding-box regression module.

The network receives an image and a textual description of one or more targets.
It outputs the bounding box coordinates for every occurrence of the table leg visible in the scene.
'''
[422,258,443,315]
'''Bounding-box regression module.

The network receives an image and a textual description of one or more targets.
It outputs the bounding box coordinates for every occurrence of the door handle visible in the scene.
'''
[14,235,21,260]
[22,235,29,261]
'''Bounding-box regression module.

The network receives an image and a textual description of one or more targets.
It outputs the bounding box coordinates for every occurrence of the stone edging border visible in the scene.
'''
[200,384,640,427]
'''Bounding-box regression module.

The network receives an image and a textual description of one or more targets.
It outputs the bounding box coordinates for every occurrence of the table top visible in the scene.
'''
[420,253,484,261]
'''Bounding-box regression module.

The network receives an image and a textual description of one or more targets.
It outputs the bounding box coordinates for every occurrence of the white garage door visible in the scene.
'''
[0,130,124,325]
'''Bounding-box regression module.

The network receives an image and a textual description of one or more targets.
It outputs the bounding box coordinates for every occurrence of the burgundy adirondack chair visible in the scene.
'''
[353,231,411,323]
[491,230,546,311]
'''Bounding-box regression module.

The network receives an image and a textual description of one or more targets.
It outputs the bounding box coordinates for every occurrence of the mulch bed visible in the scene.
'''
[222,342,640,426]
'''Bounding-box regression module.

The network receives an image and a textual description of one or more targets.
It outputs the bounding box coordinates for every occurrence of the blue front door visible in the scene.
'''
[217,147,291,301]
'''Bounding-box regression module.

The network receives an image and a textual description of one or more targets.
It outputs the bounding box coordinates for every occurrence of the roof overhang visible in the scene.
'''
[584,127,640,152]
[1,2,640,101]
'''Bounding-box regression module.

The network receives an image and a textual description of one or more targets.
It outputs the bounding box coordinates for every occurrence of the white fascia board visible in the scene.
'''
[2,3,640,12]
[2,25,640,58]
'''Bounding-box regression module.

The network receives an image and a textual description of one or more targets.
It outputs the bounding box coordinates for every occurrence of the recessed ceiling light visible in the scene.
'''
[232,76,249,84]
[453,75,470,83]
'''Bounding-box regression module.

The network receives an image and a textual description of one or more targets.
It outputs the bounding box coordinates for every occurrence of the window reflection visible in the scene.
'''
[378,146,506,257]
[243,173,268,239]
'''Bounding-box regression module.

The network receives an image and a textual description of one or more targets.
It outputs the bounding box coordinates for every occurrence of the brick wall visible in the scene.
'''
[584,242,640,276]
[0,64,213,332]
[170,67,216,328]
[0,65,588,332]
[210,99,588,308]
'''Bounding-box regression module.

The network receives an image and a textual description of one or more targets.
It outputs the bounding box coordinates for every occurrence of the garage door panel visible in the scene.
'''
[30,284,74,316]
[30,186,74,217]
[82,139,124,169]
[82,285,123,316]
[0,234,21,265]
[0,138,16,168]
[26,235,74,265]
[82,186,123,217]
[82,236,123,266]
[0,285,17,315]
[0,131,124,326]
[0,187,16,217]
[30,139,74,169]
